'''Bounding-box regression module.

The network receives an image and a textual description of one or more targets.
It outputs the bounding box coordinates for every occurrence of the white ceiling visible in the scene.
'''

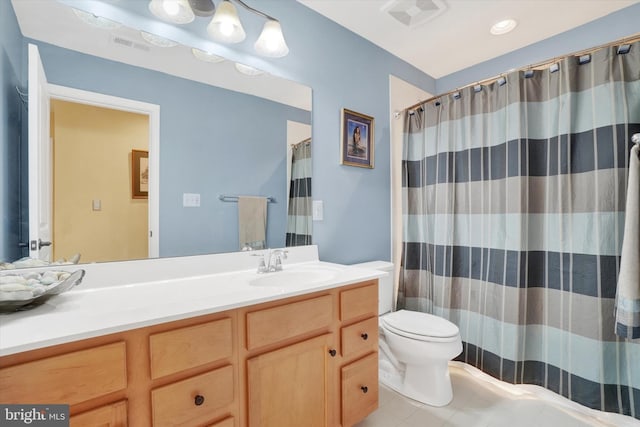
[298,0,638,78]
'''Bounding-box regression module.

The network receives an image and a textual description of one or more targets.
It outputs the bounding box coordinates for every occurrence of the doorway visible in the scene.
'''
[46,84,160,262]
[51,100,149,263]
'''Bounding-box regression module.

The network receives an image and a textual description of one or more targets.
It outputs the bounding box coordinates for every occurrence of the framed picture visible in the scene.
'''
[131,149,149,199]
[341,108,374,168]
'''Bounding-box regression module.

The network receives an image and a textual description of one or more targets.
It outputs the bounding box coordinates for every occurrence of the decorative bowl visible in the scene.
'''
[0,269,85,313]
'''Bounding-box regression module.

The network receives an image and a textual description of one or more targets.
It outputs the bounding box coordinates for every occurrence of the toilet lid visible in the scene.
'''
[382,310,459,339]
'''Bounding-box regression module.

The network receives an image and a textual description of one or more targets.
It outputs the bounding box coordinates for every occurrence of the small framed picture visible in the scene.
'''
[341,108,374,168]
[131,149,149,199]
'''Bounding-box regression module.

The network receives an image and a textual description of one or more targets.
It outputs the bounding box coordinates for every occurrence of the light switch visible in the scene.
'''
[183,193,201,207]
[312,200,323,221]
[92,199,101,211]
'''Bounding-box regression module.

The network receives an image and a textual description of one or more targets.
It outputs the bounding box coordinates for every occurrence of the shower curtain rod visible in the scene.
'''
[404,32,640,113]
[291,137,311,147]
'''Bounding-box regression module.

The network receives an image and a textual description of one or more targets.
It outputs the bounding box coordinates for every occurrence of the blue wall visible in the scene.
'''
[0,0,27,262]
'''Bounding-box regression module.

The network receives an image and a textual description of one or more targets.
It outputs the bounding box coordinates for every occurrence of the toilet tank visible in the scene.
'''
[351,261,395,315]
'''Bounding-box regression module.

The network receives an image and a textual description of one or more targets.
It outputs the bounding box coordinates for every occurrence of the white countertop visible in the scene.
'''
[0,255,384,356]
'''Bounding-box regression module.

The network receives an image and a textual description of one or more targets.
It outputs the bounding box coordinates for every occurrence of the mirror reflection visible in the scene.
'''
[4,0,312,269]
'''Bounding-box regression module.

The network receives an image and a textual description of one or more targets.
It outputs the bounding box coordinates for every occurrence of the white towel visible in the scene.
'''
[238,196,267,251]
[615,144,640,339]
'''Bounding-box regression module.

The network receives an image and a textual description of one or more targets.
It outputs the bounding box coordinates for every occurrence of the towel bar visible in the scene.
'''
[219,195,276,203]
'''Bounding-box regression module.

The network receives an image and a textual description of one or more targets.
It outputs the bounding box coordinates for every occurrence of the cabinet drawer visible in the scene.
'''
[341,352,379,427]
[151,365,234,427]
[0,342,127,406]
[150,317,233,379]
[208,416,235,427]
[70,400,127,427]
[340,282,378,322]
[246,294,332,350]
[341,317,378,359]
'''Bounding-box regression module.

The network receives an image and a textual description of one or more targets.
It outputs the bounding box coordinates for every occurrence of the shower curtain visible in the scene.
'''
[286,139,312,246]
[400,40,640,419]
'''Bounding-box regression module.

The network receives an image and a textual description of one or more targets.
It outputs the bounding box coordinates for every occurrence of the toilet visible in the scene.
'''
[352,261,463,407]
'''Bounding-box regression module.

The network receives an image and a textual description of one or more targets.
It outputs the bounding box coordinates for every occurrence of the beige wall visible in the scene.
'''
[51,100,149,263]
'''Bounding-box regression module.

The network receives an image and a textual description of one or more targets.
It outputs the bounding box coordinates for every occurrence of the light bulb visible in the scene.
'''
[207,0,245,44]
[148,0,194,24]
[163,0,180,16]
[220,21,234,37]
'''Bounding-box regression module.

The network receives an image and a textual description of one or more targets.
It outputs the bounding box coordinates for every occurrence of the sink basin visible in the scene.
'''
[249,265,340,288]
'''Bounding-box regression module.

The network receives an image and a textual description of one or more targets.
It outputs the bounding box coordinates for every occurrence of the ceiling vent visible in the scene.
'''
[381,0,448,28]
[109,35,151,52]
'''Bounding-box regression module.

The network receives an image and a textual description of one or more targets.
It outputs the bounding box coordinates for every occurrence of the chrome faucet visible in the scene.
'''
[256,249,288,273]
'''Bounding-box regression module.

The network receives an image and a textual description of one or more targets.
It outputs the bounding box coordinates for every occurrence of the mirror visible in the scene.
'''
[5,0,312,268]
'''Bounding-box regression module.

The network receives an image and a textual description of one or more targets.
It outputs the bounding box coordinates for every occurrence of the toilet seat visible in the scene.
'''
[381,310,460,343]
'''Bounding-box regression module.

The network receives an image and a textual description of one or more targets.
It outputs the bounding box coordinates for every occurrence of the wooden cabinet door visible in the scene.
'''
[247,334,331,427]
[70,400,127,427]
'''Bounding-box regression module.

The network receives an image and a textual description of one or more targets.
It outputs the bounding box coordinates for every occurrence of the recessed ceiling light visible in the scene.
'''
[72,8,122,30]
[140,31,178,48]
[490,18,517,35]
[192,48,225,63]
[234,63,265,76]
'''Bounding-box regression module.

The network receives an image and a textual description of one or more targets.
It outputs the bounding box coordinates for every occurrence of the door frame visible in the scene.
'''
[48,84,161,258]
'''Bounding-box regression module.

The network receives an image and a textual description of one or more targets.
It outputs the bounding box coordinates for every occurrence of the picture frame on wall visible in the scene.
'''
[341,108,374,168]
[131,149,149,199]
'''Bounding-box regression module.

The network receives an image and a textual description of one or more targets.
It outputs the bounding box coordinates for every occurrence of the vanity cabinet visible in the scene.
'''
[0,279,379,427]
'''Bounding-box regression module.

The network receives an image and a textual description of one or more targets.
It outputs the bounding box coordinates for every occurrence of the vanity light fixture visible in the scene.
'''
[490,18,517,35]
[148,0,195,24]
[140,31,179,47]
[207,0,289,58]
[72,8,122,30]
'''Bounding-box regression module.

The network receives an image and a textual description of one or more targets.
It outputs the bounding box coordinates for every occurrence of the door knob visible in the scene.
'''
[30,239,52,250]
[361,333,368,340]
[328,349,337,357]
[361,386,368,394]
[194,395,205,406]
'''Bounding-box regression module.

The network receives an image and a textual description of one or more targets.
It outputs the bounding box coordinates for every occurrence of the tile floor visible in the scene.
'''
[355,363,638,427]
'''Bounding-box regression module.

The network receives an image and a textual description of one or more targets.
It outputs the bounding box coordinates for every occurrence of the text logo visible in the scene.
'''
[1,405,69,426]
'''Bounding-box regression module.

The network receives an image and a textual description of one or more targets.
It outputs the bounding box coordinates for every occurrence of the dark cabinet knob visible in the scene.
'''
[329,349,337,357]
[361,333,368,340]
[194,395,205,406]
[361,386,368,394]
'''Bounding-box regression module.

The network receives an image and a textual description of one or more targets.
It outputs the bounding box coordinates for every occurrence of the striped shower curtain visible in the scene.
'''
[286,139,312,246]
[400,40,640,419]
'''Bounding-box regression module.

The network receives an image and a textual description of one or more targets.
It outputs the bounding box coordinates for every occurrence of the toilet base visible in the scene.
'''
[379,356,454,407]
